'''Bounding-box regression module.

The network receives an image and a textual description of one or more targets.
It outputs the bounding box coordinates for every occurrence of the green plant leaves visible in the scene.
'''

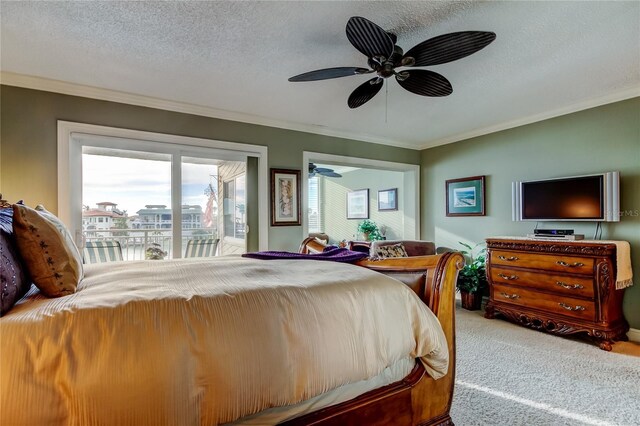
[356,220,384,241]
[456,241,488,294]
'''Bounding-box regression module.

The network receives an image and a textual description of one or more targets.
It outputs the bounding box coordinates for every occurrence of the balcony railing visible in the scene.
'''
[82,228,218,260]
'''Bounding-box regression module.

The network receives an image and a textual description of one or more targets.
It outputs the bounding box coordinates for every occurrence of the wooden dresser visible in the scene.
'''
[485,238,629,350]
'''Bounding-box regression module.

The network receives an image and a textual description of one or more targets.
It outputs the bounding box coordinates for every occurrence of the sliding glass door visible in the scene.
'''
[82,147,174,260]
[78,136,248,261]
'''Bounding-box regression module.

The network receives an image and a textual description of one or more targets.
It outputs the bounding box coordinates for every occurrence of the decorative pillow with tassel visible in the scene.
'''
[12,204,83,297]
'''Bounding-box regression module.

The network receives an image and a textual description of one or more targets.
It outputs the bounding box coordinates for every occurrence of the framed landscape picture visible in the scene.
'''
[446,175,486,217]
[271,168,301,226]
[347,189,369,219]
[378,188,398,211]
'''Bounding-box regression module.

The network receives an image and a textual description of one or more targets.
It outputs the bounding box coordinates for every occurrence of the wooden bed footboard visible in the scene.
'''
[283,239,464,426]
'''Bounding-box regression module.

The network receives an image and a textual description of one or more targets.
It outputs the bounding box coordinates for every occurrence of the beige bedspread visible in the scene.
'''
[0,257,448,425]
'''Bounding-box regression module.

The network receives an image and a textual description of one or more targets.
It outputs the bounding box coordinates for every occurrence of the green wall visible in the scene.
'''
[0,85,419,251]
[321,168,406,242]
[420,97,640,329]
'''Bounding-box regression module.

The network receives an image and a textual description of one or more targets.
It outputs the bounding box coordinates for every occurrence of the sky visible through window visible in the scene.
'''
[83,154,220,215]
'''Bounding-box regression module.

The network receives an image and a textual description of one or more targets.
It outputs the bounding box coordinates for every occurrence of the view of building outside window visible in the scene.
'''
[82,151,221,260]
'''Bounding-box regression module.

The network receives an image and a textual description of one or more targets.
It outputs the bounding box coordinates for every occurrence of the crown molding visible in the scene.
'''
[419,86,640,150]
[0,71,416,150]
[3,71,638,152]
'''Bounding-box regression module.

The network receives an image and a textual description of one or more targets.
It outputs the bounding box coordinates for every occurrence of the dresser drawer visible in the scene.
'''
[490,250,594,275]
[492,284,596,321]
[490,267,594,299]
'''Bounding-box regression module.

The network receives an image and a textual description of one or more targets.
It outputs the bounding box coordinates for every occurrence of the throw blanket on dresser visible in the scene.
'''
[1,257,447,426]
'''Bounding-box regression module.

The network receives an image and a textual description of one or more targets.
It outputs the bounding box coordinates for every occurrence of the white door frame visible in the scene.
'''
[302,151,420,239]
[57,121,269,252]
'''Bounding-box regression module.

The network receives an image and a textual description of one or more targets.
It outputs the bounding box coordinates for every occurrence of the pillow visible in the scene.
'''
[12,204,83,297]
[374,243,409,259]
[0,207,31,316]
[35,205,84,278]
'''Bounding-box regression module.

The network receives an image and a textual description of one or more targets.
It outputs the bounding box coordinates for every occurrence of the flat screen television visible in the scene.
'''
[512,172,619,222]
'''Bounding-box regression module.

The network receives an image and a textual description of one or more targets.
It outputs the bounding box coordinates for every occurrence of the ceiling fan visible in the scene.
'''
[289,16,496,108]
[309,163,342,178]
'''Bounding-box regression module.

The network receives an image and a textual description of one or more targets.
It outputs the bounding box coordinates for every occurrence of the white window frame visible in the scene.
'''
[57,121,269,254]
[307,175,322,234]
[221,173,247,243]
[301,151,420,239]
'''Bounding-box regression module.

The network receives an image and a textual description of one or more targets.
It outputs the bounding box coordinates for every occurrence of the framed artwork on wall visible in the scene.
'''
[347,189,369,219]
[271,168,301,226]
[378,188,398,211]
[446,175,486,217]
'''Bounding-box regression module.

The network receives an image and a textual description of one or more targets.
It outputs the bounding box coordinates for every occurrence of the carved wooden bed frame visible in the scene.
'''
[284,238,464,426]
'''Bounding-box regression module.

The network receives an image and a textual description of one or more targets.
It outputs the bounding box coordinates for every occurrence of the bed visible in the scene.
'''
[0,238,462,426]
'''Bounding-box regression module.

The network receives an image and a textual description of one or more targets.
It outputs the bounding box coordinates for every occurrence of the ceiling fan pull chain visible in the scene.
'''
[385,83,388,124]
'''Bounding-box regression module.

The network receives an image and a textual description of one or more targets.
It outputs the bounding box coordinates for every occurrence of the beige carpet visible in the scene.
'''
[451,306,640,426]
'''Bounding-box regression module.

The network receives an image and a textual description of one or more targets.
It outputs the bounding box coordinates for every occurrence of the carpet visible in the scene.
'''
[451,307,640,426]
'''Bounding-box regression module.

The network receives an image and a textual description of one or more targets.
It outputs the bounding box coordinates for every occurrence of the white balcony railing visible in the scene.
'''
[82,228,218,260]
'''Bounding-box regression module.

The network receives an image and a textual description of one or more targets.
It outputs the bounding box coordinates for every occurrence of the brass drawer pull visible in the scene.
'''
[556,281,585,290]
[559,303,585,312]
[556,260,585,268]
[498,273,518,280]
[500,292,520,300]
[498,255,519,261]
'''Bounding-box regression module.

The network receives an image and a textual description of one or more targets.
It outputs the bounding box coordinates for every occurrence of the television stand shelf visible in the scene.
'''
[484,238,629,351]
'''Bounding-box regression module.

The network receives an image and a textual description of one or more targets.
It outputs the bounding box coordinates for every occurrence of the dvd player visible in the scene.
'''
[534,229,574,236]
[527,234,584,240]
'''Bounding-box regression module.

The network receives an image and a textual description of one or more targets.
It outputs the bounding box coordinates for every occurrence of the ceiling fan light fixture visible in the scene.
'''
[396,71,410,82]
[400,56,416,67]
[355,68,372,75]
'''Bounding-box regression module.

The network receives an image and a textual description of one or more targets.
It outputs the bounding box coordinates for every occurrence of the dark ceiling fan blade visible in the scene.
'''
[289,67,371,82]
[320,171,342,178]
[348,77,384,108]
[395,70,452,97]
[346,16,394,59]
[404,31,496,66]
[309,163,342,178]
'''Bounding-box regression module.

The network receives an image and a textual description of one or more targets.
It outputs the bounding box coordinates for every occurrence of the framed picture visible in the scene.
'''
[378,188,398,211]
[347,189,369,219]
[271,169,301,226]
[446,175,486,217]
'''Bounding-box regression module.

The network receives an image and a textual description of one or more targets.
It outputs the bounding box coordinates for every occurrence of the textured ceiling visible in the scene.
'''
[1,1,639,149]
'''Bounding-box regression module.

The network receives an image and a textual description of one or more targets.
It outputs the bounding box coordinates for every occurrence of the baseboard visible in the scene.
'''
[627,328,640,343]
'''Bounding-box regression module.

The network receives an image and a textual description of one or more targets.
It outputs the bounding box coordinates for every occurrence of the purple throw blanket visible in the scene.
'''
[242,246,368,263]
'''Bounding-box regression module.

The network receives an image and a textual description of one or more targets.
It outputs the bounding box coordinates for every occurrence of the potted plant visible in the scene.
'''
[357,219,382,241]
[145,242,167,260]
[456,241,488,310]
